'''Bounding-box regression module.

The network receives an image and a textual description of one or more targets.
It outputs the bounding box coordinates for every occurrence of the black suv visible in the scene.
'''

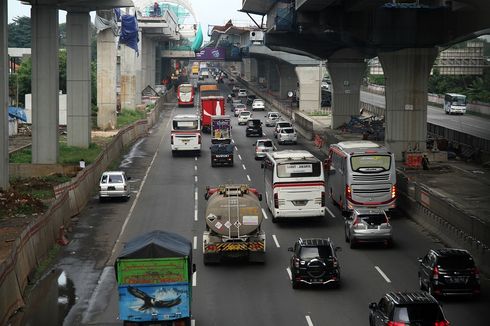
[288,238,341,289]
[246,119,263,137]
[418,248,480,298]
[369,292,449,326]
[246,94,257,106]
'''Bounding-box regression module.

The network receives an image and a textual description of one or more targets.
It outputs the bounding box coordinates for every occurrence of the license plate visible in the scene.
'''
[292,200,307,206]
[108,186,116,190]
[448,276,468,283]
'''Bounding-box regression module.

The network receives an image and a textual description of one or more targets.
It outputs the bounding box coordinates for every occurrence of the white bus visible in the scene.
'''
[171,114,201,156]
[444,93,467,115]
[325,141,396,215]
[263,150,326,223]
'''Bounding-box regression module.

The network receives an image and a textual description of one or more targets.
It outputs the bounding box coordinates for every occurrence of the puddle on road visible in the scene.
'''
[10,269,76,326]
[119,138,147,168]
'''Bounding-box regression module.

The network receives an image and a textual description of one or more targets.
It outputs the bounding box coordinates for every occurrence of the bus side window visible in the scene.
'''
[340,157,346,175]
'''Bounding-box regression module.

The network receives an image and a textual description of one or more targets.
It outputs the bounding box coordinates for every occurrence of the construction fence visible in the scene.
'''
[0,101,161,325]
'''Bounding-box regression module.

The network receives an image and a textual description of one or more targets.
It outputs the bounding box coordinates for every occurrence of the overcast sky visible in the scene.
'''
[8,0,258,39]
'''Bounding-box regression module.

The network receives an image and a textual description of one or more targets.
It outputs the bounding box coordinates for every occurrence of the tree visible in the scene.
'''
[8,16,31,47]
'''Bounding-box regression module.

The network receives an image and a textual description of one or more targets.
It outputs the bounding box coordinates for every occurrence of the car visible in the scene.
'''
[245,119,263,137]
[246,95,257,106]
[273,121,293,138]
[238,111,252,125]
[99,171,131,202]
[234,104,247,117]
[277,127,298,144]
[253,138,274,160]
[238,89,248,98]
[344,208,393,248]
[369,292,449,326]
[265,112,281,127]
[232,85,240,92]
[251,99,265,111]
[226,92,236,103]
[288,238,341,289]
[418,248,480,298]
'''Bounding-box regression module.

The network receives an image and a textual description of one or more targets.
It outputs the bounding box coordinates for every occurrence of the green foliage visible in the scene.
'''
[16,57,32,106]
[59,50,67,94]
[368,74,385,85]
[9,148,31,163]
[8,16,31,47]
[10,142,102,164]
[429,68,490,103]
[117,109,146,127]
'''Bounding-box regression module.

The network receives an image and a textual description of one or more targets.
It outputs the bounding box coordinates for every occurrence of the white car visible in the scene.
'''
[265,112,280,126]
[238,89,248,98]
[234,104,247,117]
[254,138,274,159]
[274,121,293,138]
[99,171,131,202]
[238,111,252,125]
[277,127,297,144]
[232,85,240,92]
[252,99,265,111]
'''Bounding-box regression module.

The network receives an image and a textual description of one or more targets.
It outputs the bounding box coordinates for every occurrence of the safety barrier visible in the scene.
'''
[0,101,161,325]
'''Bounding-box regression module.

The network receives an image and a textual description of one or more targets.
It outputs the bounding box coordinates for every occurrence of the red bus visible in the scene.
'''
[177,83,195,107]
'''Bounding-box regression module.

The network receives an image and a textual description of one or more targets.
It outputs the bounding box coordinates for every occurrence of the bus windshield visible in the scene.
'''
[277,162,321,178]
[351,155,391,172]
[173,120,199,131]
[179,85,192,93]
[451,96,466,106]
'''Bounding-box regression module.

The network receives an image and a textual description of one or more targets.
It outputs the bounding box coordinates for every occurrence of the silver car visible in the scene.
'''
[344,208,393,248]
[99,171,131,202]
[253,138,274,159]
[273,121,293,138]
[277,127,297,145]
[265,112,280,127]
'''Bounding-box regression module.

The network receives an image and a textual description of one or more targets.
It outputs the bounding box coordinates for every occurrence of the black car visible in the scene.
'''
[246,95,257,106]
[210,144,234,167]
[288,238,341,289]
[246,119,263,137]
[418,248,480,298]
[369,292,449,326]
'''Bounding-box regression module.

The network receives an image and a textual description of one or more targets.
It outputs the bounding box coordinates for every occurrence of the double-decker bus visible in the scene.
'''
[263,150,326,223]
[177,83,195,107]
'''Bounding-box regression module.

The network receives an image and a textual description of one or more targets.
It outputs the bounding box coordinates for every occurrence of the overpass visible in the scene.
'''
[241,0,490,159]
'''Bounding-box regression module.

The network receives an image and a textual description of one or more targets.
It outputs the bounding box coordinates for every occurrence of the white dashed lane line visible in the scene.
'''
[326,205,335,218]
[262,208,268,219]
[375,266,392,283]
[192,272,197,287]
[193,236,197,250]
[238,154,242,160]
[194,165,197,171]
[242,164,246,170]
[194,189,198,201]
[195,157,197,161]
[195,176,198,183]
[286,267,292,280]
[305,315,314,326]
[247,175,251,181]
[234,146,238,151]
[272,234,280,248]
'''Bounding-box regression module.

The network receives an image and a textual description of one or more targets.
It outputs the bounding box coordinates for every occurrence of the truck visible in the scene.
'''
[211,115,231,144]
[202,184,266,264]
[200,96,225,133]
[210,143,234,167]
[115,230,195,326]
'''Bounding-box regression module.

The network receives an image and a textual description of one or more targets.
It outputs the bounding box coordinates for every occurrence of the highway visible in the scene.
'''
[16,81,488,326]
[361,91,490,140]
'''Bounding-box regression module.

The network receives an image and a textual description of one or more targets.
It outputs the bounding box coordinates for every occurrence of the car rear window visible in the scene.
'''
[241,112,251,116]
[281,128,295,134]
[248,120,261,126]
[359,214,387,225]
[259,141,273,147]
[300,246,333,260]
[438,256,475,269]
[277,122,291,128]
[393,304,444,323]
[106,175,123,183]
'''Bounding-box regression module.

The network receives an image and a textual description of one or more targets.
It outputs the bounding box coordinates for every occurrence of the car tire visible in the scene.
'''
[349,238,356,249]
[292,279,300,289]
[272,215,278,224]
[99,196,105,203]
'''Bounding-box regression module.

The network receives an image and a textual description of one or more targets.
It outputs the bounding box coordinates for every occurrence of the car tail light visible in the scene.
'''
[274,193,279,208]
[387,322,406,326]
[198,134,201,145]
[294,258,300,268]
[432,266,439,280]
[472,267,480,280]
[346,185,352,201]
[434,321,450,326]
[321,191,325,207]
[391,185,397,198]
[124,186,127,191]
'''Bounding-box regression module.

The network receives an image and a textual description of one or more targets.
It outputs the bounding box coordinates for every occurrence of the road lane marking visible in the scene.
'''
[305,316,314,326]
[286,267,292,280]
[194,165,197,171]
[235,146,238,151]
[194,187,198,221]
[247,175,251,181]
[192,272,197,287]
[326,206,335,218]
[194,189,198,201]
[194,209,198,221]
[242,164,246,170]
[191,320,195,326]
[262,208,268,219]
[272,234,280,248]
[375,266,392,283]
[195,176,198,183]
[195,157,197,161]
[232,139,235,144]
[238,154,242,160]
[193,236,197,250]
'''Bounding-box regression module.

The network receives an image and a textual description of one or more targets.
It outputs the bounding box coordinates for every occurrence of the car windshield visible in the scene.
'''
[239,89,246,92]
[241,112,251,116]
[236,104,246,108]
[359,214,387,225]
[393,305,444,322]
[438,256,475,269]
[351,155,391,172]
[254,100,264,104]
[259,141,273,147]
[300,246,333,259]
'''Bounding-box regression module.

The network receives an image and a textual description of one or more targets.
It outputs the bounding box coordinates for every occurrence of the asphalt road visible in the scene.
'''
[15,81,488,326]
[360,91,490,140]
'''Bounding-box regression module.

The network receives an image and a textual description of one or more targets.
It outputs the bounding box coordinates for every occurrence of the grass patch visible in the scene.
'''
[10,142,103,164]
[9,147,31,163]
[117,109,146,127]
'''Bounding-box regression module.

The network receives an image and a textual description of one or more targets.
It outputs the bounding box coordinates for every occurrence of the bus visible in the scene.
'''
[171,114,201,156]
[177,83,195,107]
[444,93,467,115]
[263,150,326,223]
[325,141,396,215]
[191,64,199,76]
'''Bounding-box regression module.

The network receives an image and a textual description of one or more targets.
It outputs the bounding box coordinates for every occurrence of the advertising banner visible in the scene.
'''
[195,47,225,61]
[116,258,188,285]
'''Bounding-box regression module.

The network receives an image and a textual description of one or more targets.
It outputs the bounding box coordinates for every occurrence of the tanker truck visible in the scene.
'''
[203,184,266,264]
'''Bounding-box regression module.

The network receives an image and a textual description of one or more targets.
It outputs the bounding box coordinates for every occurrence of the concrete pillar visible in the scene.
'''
[278,63,298,100]
[31,5,59,164]
[142,37,156,88]
[155,47,162,85]
[242,58,252,82]
[295,66,321,113]
[66,11,91,148]
[141,36,149,89]
[268,62,281,93]
[379,48,438,160]
[327,59,366,128]
[120,44,137,110]
[149,41,156,86]
[135,30,142,104]
[97,28,117,130]
[0,0,8,189]
[250,58,258,82]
